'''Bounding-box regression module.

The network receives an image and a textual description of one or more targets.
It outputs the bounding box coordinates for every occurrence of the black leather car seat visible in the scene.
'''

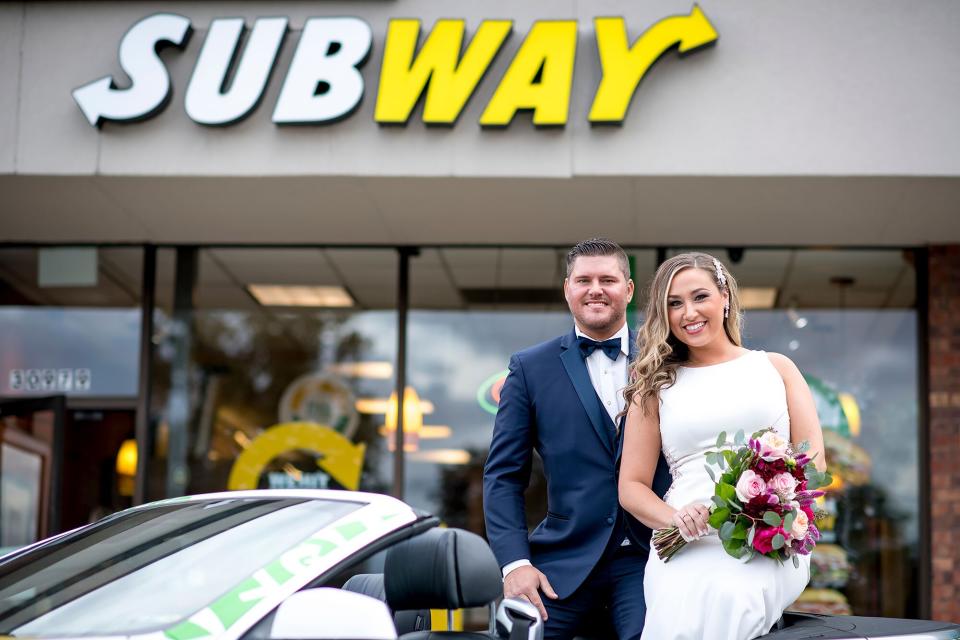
[383,527,504,640]
[342,573,431,633]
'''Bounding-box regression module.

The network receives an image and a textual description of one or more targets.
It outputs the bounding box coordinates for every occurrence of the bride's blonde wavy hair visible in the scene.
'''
[623,252,744,415]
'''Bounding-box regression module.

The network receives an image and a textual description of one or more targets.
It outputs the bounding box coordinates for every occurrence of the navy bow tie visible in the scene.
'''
[577,336,622,361]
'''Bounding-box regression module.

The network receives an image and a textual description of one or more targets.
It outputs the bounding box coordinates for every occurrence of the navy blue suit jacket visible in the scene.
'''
[483,328,671,599]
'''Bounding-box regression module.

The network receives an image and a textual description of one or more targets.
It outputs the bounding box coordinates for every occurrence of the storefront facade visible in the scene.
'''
[1,0,959,623]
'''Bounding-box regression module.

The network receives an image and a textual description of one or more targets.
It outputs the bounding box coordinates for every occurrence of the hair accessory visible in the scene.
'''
[712,258,727,290]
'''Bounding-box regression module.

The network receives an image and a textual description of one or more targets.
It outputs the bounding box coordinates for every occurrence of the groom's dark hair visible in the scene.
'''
[565,238,630,279]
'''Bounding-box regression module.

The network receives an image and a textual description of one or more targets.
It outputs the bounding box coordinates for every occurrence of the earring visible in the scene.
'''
[724,301,730,318]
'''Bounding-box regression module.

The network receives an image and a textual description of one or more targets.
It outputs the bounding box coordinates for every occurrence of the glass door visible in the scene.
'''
[0,395,64,550]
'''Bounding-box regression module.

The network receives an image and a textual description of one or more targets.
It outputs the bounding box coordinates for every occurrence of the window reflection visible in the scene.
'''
[148,249,397,503]
[408,247,919,619]
[0,247,143,533]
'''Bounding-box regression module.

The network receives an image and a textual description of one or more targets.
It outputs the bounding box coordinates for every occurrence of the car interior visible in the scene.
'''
[256,523,960,640]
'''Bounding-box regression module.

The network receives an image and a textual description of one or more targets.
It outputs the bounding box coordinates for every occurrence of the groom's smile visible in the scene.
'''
[564,255,634,340]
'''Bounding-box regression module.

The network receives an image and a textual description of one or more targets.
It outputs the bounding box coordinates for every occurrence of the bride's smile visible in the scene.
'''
[666,267,729,350]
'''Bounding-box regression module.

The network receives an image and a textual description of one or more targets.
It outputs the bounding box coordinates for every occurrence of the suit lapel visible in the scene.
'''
[560,329,615,455]
[616,329,639,462]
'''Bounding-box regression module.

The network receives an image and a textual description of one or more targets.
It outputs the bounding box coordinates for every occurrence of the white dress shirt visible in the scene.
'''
[575,323,629,425]
[502,322,631,579]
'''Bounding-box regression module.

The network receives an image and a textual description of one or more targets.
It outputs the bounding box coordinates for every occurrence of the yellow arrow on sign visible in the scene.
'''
[589,5,718,124]
[228,422,366,491]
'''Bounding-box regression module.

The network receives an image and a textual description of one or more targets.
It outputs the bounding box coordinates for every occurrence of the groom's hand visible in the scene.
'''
[503,565,558,621]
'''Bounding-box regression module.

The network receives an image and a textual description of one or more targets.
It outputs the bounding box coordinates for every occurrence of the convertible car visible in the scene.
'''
[0,490,955,640]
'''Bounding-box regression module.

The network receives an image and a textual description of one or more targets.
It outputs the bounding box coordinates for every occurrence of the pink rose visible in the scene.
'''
[735,469,767,502]
[770,473,797,501]
[752,526,786,554]
[790,509,810,541]
[758,431,790,461]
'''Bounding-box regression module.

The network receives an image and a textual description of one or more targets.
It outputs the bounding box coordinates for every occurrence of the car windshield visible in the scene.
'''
[0,496,360,636]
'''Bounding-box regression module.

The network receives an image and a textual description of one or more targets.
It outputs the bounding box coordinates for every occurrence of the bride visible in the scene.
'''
[618,252,827,640]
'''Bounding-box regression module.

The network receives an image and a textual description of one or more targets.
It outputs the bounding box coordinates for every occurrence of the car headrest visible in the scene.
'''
[384,528,502,611]
[342,573,386,601]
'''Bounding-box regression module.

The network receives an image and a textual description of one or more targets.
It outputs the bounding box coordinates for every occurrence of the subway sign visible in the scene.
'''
[73,6,717,129]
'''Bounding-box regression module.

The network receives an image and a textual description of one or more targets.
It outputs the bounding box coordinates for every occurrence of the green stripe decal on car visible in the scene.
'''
[210,577,265,630]
[161,504,413,640]
[165,620,211,640]
[335,522,366,540]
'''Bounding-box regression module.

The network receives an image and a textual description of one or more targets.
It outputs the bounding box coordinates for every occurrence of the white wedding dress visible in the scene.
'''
[640,350,811,640]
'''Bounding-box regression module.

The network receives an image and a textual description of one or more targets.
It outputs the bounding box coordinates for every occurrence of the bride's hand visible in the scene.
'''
[672,503,710,542]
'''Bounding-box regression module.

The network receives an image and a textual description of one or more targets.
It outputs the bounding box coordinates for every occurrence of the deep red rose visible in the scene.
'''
[744,495,770,516]
[754,458,788,481]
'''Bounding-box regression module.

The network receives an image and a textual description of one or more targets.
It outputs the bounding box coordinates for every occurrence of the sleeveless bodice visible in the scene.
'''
[658,350,789,508]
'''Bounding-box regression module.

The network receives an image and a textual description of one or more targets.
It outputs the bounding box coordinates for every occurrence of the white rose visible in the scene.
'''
[758,431,789,461]
[789,508,809,540]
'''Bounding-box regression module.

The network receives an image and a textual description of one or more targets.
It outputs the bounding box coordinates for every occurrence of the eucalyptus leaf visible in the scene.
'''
[734,429,745,446]
[705,465,716,482]
[717,455,726,470]
[716,431,727,449]
[720,521,735,541]
[712,495,726,509]
[747,526,756,546]
[808,471,830,490]
[705,452,717,466]
[792,554,800,568]
[772,533,785,550]
[763,511,782,527]
[783,511,796,532]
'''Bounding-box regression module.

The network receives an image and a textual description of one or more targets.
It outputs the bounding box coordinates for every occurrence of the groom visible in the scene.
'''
[483,239,670,639]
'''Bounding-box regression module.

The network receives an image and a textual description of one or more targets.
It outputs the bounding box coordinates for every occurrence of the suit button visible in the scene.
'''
[606,516,615,525]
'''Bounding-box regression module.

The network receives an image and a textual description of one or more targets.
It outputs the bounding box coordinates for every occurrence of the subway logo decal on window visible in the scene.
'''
[73,6,717,129]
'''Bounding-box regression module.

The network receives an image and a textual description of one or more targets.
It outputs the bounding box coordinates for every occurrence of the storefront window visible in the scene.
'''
[406,246,919,620]
[0,248,142,398]
[0,247,143,534]
[147,248,397,503]
[405,248,659,530]
[3,243,918,619]
[666,248,920,618]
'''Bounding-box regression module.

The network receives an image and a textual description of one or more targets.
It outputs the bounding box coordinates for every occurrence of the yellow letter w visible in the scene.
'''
[375,19,512,125]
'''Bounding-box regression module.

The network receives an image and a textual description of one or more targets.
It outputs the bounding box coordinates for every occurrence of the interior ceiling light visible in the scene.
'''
[739,287,778,310]
[355,398,435,415]
[326,362,394,379]
[378,424,451,439]
[407,449,472,465]
[247,285,354,308]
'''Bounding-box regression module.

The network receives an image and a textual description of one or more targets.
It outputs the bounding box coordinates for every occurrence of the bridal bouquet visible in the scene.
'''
[653,428,832,566]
